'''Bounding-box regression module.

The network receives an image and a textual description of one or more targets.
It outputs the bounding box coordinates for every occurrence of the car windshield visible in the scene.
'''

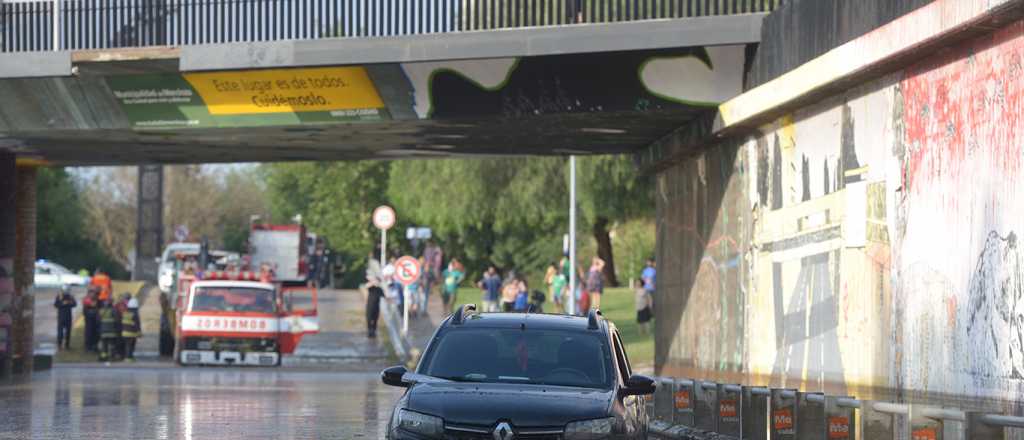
[419,327,614,389]
[191,287,275,313]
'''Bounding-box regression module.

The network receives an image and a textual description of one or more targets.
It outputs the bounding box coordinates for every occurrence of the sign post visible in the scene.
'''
[394,256,421,336]
[373,206,396,268]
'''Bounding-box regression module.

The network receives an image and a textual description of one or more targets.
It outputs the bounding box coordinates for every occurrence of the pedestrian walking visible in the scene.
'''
[586,257,605,310]
[97,300,119,362]
[441,259,465,313]
[478,266,502,312]
[641,258,656,302]
[82,286,100,352]
[121,296,141,361]
[423,241,443,299]
[546,262,568,314]
[501,271,520,312]
[53,286,77,350]
[365,250,385,338]
[513,278,529,312]
[637,258,656,335]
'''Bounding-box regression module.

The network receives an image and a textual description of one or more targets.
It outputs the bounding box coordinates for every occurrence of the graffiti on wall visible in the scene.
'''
[657,18,1024,401]
[893,19,1024,400]
[401,45,746,119]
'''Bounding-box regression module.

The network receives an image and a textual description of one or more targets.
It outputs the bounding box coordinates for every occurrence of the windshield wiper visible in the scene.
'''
[433,375,487,383]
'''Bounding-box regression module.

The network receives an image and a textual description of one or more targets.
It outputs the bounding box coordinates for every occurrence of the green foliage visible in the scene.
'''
[263,154,653,287]
[36,168,127,278]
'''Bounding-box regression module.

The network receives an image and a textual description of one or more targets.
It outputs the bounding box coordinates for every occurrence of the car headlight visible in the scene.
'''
[565,417,614,439]
[396,409,444,437]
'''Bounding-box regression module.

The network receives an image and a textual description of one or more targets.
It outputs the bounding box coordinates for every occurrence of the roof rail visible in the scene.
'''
[587,309,603,330]
[451,304,477,325]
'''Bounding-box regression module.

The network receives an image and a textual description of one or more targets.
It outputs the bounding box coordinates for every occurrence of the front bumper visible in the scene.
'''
[179,350,278,366]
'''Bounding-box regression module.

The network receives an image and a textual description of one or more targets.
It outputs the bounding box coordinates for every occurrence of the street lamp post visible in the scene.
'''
[568,156,577,316]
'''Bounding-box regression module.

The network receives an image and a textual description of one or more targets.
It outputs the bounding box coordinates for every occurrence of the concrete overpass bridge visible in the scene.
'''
[6,0,1024,424]
[0,0,772,376]
[0,0,770,165]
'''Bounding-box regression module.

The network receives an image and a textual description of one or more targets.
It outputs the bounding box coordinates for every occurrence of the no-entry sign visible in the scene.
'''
[373,205,396,230]
[394,256,421,286]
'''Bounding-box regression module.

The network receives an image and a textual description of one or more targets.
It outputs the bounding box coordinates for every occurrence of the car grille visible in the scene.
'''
[183,337,277,352]
[444,424,563,440]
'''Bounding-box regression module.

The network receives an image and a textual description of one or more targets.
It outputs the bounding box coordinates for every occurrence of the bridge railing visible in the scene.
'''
[646,376,1024,439]
[0,0,781,53]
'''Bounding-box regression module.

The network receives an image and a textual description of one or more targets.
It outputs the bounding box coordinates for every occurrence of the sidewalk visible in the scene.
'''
[373,287,450,368]
[285,288,394,370]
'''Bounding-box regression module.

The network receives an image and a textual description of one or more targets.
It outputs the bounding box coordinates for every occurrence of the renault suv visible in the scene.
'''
[381,306,656,439]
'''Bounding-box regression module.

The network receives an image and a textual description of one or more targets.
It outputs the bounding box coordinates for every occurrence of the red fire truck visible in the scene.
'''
[173,270,318,366]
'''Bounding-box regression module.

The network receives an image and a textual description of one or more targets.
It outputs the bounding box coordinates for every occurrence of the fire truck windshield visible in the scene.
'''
[191,287,276,314]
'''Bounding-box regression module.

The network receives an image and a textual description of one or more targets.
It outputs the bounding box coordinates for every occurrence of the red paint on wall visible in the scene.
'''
[901,20,1024,193]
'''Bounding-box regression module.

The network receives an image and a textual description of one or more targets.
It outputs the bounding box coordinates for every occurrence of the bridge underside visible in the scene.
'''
[0,16,760,165]
[10,111,705,165]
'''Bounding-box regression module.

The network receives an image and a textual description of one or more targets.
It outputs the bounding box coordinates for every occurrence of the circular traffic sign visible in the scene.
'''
[373,205,396,230]
[393,256,421,286]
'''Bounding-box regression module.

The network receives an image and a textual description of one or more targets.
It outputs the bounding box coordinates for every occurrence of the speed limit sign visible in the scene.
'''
[373,205,396,230]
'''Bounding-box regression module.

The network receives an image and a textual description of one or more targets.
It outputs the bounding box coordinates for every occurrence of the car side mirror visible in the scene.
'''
[381,365,409,388]
[621,374,656,396]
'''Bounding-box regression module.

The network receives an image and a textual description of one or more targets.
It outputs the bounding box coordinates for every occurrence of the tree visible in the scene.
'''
[576,155,653,286]
[36,168,127,277]
[263,161,391,286]
[387,155,652,286]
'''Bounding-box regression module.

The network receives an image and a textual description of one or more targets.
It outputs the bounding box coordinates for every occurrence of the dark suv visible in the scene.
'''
[381,306,656,439]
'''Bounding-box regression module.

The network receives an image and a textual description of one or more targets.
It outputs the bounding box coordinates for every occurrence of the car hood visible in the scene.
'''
[405,381,613,427]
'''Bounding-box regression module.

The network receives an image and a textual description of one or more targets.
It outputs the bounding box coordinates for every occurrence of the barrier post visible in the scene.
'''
[796,392,825,440]
[965,413,1021,440]
[824,396,857,440]
[770,389,798,440]
[910,406,946,440]
[743,387,770,440]
[653,377,675,423]
[694,381,719,432]
[860,401,908,440]
[717,384,742,436]
[648,377,676,437]
[673,379,696,427]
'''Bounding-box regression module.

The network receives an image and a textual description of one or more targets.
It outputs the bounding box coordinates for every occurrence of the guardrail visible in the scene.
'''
[0,0,782,53]
[646,376,1024,439]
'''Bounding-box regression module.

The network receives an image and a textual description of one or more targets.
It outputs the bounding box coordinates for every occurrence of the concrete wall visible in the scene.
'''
[655,17,1024,404]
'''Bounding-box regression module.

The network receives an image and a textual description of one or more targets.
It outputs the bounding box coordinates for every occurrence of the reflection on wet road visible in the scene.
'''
[0,366,403,439]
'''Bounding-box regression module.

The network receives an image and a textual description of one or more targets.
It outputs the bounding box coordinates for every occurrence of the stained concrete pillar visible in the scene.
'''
[134,165,163,281]
[0,153,14,379]
[12,165,35,375]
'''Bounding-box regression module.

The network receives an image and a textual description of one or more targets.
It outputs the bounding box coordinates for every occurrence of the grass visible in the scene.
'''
[452,286,654,369]
[54,281,146,363]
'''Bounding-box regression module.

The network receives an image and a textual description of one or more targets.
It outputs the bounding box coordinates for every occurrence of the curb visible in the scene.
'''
[359,286,410,363]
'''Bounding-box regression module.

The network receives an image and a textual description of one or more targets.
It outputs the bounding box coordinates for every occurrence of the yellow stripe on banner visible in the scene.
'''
[184,66,385,116]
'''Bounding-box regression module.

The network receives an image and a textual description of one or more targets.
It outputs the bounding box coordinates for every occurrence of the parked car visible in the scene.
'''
[381,307,655,440]
[34,260,89,288]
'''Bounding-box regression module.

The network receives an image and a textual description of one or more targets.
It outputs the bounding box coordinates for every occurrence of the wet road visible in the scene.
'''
[0,365,403,439]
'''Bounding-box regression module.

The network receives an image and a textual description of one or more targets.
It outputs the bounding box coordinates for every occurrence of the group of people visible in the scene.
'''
[540,255,607,315]
[362,241,658,336]
[364,242,464,338]
[52,269,142,363]
[473,266,545,313]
